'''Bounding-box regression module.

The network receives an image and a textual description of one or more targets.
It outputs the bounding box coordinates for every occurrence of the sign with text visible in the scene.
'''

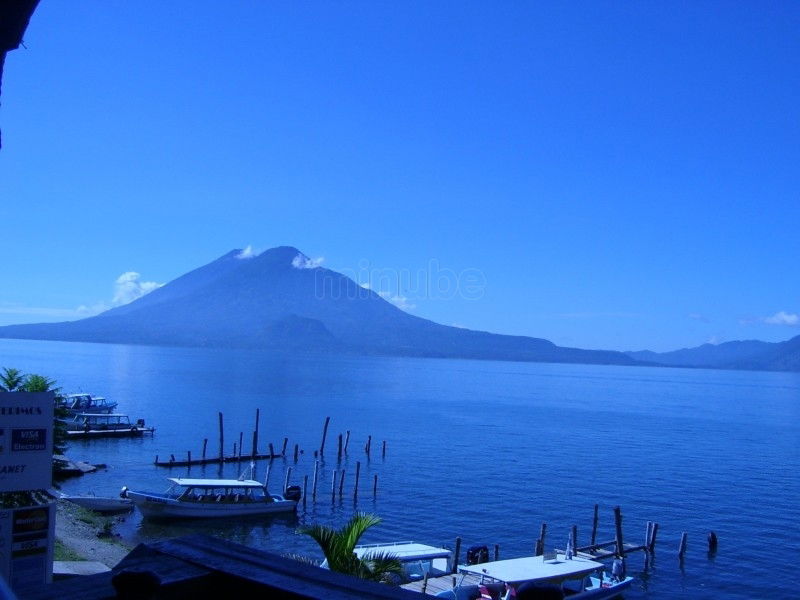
[0,392,53,492]
[0,503,55,590]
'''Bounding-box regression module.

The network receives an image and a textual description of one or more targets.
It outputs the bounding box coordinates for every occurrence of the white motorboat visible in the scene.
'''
[123,477,300,519]
[63,413,154,438]
[59,393,118,415]
[61,493,134,514]
[436,553,634,600]
[322,541,454,582]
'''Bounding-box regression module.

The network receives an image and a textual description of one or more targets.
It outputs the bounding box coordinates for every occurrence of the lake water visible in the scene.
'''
[2,338,798,599]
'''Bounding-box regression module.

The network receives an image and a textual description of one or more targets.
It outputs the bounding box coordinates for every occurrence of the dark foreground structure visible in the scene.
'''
[25,535,422,600]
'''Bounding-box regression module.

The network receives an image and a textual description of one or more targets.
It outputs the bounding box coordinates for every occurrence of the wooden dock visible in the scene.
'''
[153,452,282,467]
[401,572,484,596]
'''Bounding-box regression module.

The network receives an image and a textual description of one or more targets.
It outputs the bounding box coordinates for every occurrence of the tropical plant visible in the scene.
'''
[0,367,24,391]
[297,513,404,583]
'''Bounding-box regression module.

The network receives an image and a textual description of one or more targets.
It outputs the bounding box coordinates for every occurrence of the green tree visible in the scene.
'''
[297,513,403,583]
[0,367,25,391]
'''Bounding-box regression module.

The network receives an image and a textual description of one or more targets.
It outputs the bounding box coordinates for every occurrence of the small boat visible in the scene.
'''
[63,413,155,438]
[58,393,118,415]
[323,541,454,582]
[123,477,301,519]
[60,493,134,514]
[436,553,634,600]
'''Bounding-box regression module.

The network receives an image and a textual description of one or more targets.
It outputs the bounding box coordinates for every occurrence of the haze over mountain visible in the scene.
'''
[0,247,636,366]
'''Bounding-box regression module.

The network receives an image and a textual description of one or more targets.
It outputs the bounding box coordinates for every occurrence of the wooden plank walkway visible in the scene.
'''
[402,572,485,596]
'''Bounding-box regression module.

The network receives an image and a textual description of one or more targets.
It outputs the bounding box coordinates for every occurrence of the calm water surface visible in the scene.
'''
[2,339,798,599]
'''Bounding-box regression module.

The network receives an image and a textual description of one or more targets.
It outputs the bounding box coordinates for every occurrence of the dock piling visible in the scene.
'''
[320,416,330,456]
[339,469,345,497]
[312,460,319,500]
[678,532,688,559]
[452,537,461,573]
[614,506,625,558]
[591,504,599,546]
[354,461,361,500]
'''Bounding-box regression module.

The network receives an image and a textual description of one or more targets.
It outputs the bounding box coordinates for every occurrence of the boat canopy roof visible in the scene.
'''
[354,542,451,561]
[168,478,265,488]
[458,555,604,585]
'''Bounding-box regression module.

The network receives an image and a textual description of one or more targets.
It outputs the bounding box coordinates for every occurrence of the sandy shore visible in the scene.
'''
[55,499,133,568]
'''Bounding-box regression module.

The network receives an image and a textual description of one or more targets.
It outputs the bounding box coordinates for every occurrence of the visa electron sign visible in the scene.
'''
[0,392,54,492]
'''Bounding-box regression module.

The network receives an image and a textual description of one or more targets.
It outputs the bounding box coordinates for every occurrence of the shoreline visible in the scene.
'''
[55,499,133,568]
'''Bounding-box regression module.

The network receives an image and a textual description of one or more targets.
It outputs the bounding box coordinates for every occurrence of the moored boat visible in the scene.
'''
[58,393,118,415]
[63,413,155,439]
[435,553,633,600]
[60,493,134,514]
[123,477,300,519]
[322,541,454,582]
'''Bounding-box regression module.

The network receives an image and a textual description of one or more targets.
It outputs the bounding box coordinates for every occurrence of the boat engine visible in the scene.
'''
[283,485,302,501]
[120,486,128,499]
[466,545,489,565]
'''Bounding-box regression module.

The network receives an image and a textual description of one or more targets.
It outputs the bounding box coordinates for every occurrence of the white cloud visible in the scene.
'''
[378,291,415,311]
[291,253,325,269]
[763,311,799,326]
[112,272,164,306]
[236,246,257,259]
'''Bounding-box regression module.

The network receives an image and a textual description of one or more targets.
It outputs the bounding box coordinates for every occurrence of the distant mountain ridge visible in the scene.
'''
[0,246,636,366]
[626,335,800,372]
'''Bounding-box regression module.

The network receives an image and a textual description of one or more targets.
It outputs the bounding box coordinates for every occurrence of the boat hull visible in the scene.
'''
[63,496,134,514]
[66,427,154,439]
[127,491,297,519]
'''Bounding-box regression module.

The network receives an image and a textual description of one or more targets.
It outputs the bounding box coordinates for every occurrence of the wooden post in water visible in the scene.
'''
[238,432,243,461]
[614,506,625,558]
[264,463,271,490]
[494,544,500,561]
[678,532,688,559]
[187,450,191,464]
[284,467,292,493]
[354,461,361,500]
[294,444,299,462]
[708,531,718,553]
[373,474,378,497]
[339,470,345,497]
[312,460,319,500]
[344,430,350,453]
[269,443,275,459]
[591,504,599,546]
[649,523,659,553]
[645,522,653,550]
[337,434,343,461]
[382,440,386,459]
[536,523,547,556]
[251,408,260,458]
[302,475,308,507]
[452,537,462,573]
[365,435,371,455]
[571,525,578,554]
[320,416,330,456]
[202,438,208,461]
[331,470,338,501]
[282,437,288,456]
[218,412,224,461]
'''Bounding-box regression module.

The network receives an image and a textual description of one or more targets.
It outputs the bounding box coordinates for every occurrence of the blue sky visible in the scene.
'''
[1,2,798,352]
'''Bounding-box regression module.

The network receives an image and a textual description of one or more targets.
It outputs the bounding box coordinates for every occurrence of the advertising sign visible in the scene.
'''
[0,503,55,590]
[0,392,54,492]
